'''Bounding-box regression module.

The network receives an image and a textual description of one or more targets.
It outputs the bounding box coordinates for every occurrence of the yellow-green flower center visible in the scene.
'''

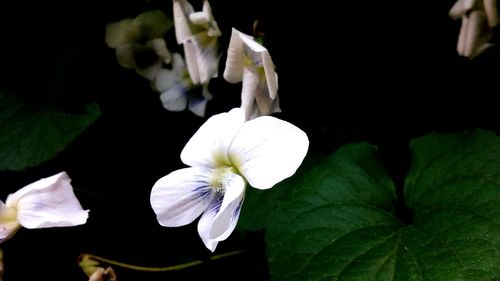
[209,166,239,193]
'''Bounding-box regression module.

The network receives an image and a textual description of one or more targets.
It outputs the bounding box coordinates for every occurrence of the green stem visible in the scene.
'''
[81,250,245,272]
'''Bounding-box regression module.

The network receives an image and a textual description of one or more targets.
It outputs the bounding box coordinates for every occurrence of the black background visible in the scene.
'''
[0,0,499,280]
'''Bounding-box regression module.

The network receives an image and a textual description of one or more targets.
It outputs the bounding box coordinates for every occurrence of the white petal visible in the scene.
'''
[184,34,219,85]
[181,108,246,168]
[241,67,259,119]
[457,16,469,55]
[115,44,136,69]
[188,97,208,117]
[197,172,245,251]
[210,174,245,240]
[193,33,220,84]
[105,19,133,48]
[6,172,89,229]
[156,68,178,92]
[184,41,201,84]
[155,54,188,92]
[189,11,210,25]
[136,60,163,81]
[171,53,187,74]
[0,201,21,243]
[173,0,194,44]
[151,167,216,227]
[229,117,309,189]
[160,86,188,112]
[223,28,245,83]
[197,197,220,251]
[449,0,468,19]
[261,50,278,99]
[465,11,492,58]
[150,38,172,65]
[203,0,222,37]
[484,0,500,27]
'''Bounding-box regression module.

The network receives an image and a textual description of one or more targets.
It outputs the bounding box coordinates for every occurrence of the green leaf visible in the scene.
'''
[265,131,500,281]
[238,156,320,231]
[0,95,100,171]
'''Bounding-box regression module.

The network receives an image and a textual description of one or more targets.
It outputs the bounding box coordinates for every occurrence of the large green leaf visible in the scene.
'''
[238,156,320,231]
[265,130,500,281]
[0,95,100,171]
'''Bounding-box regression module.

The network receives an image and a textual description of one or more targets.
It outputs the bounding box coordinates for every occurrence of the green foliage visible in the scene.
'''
[0,94,100,171]
[254,130,500,281]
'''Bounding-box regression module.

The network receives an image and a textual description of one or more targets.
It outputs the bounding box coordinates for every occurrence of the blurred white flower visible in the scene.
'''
[449,0,499,58]
[0,172,89,244]
[105,10,173,80]
[155,53,212,117]
[150,108,308,251]
[224,28,280,120]
[173,0,221,85]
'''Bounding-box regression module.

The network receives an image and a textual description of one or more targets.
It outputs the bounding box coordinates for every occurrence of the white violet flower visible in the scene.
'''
[0,172,89,244]
[449,0,499,58]
[150,108,308,251]
[224,28,280,120]
[105,10,173,81]
[173,0,221,85]
[155,53,213,117]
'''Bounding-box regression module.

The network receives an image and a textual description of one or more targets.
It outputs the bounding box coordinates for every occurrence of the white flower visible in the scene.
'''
[0,172,89,244]
[173,0,221,85]
[105,10,173,81]
[155,53,213,117]
[449,0,499,58]
[150,108,308,251]
[223,28,280,120]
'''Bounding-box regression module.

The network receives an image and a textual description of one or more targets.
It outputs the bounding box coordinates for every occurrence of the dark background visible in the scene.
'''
[0,0,499,280]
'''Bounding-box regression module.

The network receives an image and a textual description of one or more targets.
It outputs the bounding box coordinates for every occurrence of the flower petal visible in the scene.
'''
[261,50,278,100]
[173,0,195,44]
[184,34,220,85]
[181,108,246,168]
[183,41,201,84]
[188,96,208,117]
[449,0,468,19]
[196,197,220,252]
[0,201,21,243]
[465,10,492,58]
[240,67,260,119]
[136,60,163,81]
[223,28,246,84]
[105,19,133,48]
[209,174,245,240]
[115,44,136,69]
[151,167,215,227]
[229,116,309,189]
[6,172,89,229]
[156,68,178,93]
[160,86,188,112]
[192,33,220,84]
[150,38,172,65]
[484,0,500,27]
[155,54,187,92]
[131,10,172,40]
[197,172,245,251]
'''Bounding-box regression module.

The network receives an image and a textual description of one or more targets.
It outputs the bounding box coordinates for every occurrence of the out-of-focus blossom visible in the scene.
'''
[0,172,89,244]
[105,10,173,80]
[449,0,499,58]
[155,53,212,117]
[224,28,280,120]
[150,108,308,251]
[173,0,221,84]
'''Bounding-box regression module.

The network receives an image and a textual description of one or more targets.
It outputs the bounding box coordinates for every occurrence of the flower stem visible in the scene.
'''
[80,250,245,272]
